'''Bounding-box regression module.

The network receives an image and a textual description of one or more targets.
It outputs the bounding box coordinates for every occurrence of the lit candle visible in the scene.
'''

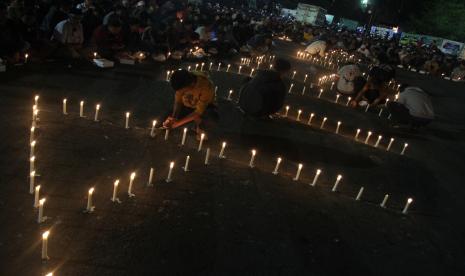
[30,156,35,174]
[355,129,361,141]
[204,148,210,165]
[304,74,308,83]
[166,161,174,182]
[355,186,364,201]
[296,109,302,121]
[385,98,390,107]
[198,133,205,151]
[183,155,190,172]
[166,70,170,81]
[150,120,157,137]
[94,104,100,121]
[32,109,39,127]
[272,157,282,175]
[219,142,227,158]
[41,230,50,260]
[293,164,303,181]
[93,52,97,58]
[178,127,187,145]
[386,138,395,151]
[125,112,130,129]
[34,184,40,207]
[225,64,231,72]
[307,113,315,125]
[402,198,413,214]
[284,105,290,117]
[30,140,36,158]
[249,149,256,168]
[364,131,372,144]
[128,172,136,197]
[25,53,29,63]
[331,82,335,90]
[269,64,273,69]
[147,168,154,187]
[37,198,46,223]
[301,86,306,95]
[335,94,340,103]
[401,143,409,155]
[346,97,352,106]
[227,90,233,101]
[30,170,35,194]
[195,64,199,71]
[331,175,342,192]
[335,121,341,134]
[164,128,169,140]
[200,62,205,71]
[111,179,120,202]
[238,66,242,74]
[188,66,191,71]
[79,101,84,117]
[209,62,213,70]
[85,187,95,212]
[311,169,321,186]
[250,68,255,77]
[292,71,296,79]
[365,104,370,112]
[380,194,389,208]
[288,83,294,94]
[30,126,35,143]
[374,135,382,147]
[320,117,327,129]
[217,63,221,71]
[378,109,383,117]
[318,89,324,98]
[34,95,39,107]
[63,99,67,115]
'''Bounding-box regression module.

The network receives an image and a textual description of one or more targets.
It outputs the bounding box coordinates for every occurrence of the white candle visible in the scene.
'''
[311,169,321,186]
[378,109,383,117]
[346,97,352,106]
[217,63,221,71]
[284,106,290,117]
[226,64,231,72]
[292,71,296,79]
[94,104,100,121]
[79,101,84,117]
[331,175,342,192]
[335,121,341,134]
[30,126,35,143]
[304,74,308,83]
[365,104,370,112]
[307,113,315,125]
[249,149,256,168]
[227,90,233,101]
[355,129,361,141]
[269,64,273,69]
[209,62,213,70]
[195,64,199,71]
[86,187,95,212]
[150,120,157,137]
[30,156,35,174]
[320,117,327,129]
[364,131,372,144]
[331,82,335,90]
[188,66,191,71]
[30,170,36,194]
[318,89,324,98]
[93,52,97,58]
[272,157,282,175]
[25,53,29,63]
[201,62,205,71]
[250,68,255,77]
[34,184,40,207]
[180,127,187,145]
[166,162,174,182]
[386,138,395,151]
[30,140,36,158]
[147,168,154,187]
[401,143,409,155]
[183,155,190,172]
[164,128,169,140]
[37,198,46,223]
[204,148,211,165]
[111,179,120,202]
[32,109,38,127]
[219,142,227,158]
[374,135,382,147]
[296,109,302,121]
[128,172,136,197]
[34,95,39,107]
[166,70,170,81]
[42,230,50,260]
[62,99,67,115]
[402,198,413,214]
[293,164,303,181]
[125,112,130,129]
[301,86,306,95]
[238,66,242,74]
[380,194,389,208]
[198,133,205,151]
[288,83,294,94]
[385,98,390,107]
[355,187,364,201]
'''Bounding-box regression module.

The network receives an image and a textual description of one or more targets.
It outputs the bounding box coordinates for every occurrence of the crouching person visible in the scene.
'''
[163,70,217,139]
[387,86,434,128]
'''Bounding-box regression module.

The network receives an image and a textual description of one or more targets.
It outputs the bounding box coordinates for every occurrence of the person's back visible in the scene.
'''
[398,87,434,120]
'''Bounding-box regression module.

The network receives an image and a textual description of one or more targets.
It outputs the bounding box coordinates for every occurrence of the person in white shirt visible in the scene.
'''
[387,86,434,128]
[305,40,327,57]
[336,64,362,95]
[52,8,84,58]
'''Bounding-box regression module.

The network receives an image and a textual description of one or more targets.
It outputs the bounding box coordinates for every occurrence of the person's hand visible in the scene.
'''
[163,117,175,128]
[349,100,358,108]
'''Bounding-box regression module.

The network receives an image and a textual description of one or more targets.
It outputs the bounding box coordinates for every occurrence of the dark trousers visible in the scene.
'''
[387,102,432,127]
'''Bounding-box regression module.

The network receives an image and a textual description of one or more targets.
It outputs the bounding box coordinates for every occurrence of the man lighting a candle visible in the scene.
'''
[163,69,216,140]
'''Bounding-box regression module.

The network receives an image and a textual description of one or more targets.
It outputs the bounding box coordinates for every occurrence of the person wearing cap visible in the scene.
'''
[163,70,216,139]
[238,58,291,118]
[52,8,84,58]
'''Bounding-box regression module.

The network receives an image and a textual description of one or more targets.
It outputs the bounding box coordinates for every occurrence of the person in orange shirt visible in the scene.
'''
[163,69,216,139]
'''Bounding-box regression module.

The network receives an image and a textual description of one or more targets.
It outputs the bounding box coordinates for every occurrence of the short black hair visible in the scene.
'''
[170,70,196,91]
[273,58,291,73]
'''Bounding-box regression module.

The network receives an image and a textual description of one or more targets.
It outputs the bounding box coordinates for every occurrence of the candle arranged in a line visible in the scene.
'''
[29,170,35,194]
[111,179,120,202]
[311,169,321,186]
[320,117,327,129]
[42,230,50,260]
[204,148,211,165]
[128,172,136,197]
[30,140,36,158]
[166,162,174,182]
[355,129,361,141]
[125,112,130,129]
[183,155,190,172]
[293,164,303,181]
[37,198,46,223]
[355,187,364,201]
[318,89,324,98]
[227,90,233,101]
[335,121,341,134]
[249,149,256,168]
[30,156,35,174]
[219,142,227,158]
[164,128,169,141]
[307,113,315,125]
[374,135,382,148]
[331,175,342,192]
[30,126,35,143]
[79,101,84,117]
[94,104,100,121]
[296,109,302,121]
[284,105,290,117]
[402,198,413,214]
[150,120,157,137]
[180,127,187,145]
[147,168,154,187]
[386,138,395,151]
[401,143,409,155]
[86,187,95,212]
[380,194,389,208]
[288,83,294,94]
[62,99,68,115]
[272,157,282,175]
[34,184,40,207]
[364,131,372,144]
[198,133,205,151]
[238,66,242,74]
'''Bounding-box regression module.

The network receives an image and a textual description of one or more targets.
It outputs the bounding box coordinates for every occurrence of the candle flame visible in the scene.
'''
[130,172,136,180]
[89,187,94,194]
[170,161,174,168]
[114,179,119,186]
[42,230,50,239]
[407,198,413,203]
[337,175,342,181]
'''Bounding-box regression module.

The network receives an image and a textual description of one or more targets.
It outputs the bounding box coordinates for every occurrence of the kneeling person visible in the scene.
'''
[164,70,216,138]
